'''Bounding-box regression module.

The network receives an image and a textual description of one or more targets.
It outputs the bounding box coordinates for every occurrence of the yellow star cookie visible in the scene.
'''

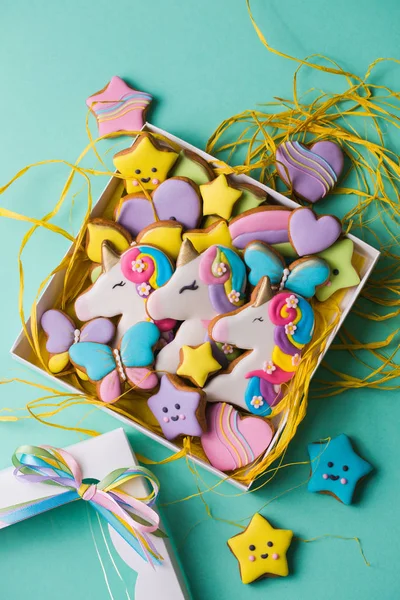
[177,342,222,387]
[228,513,293,584]
[200,174,242,220]
[183,219,233,253]
[113,133,179,193]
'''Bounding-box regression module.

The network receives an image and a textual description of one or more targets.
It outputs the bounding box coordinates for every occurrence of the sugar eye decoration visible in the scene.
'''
[267,541,273,547]
[162,407,168,413]
[175,403,181,410]
[343,465,349,471]
[253,316,264,322]
[135,169,141,174]
[333,268,340,276]
[327,461,334,467]
[249,544,256,551]
[151,167,157,172]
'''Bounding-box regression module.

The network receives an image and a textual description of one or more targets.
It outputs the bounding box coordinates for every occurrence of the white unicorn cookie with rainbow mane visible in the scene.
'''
[75,242,175,344]
[205,277,315,416]
[146,240,247,374]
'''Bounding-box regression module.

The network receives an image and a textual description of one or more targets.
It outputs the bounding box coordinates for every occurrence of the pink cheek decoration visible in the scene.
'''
[179,414,186,420]
[272,553,279,560]
[163,417,169,423]
[132,179,139,187]
[152,178,160,185]
[340,478,348,485]
[326,280,332,287]
[248,555,255,562]
[322,473,329,480]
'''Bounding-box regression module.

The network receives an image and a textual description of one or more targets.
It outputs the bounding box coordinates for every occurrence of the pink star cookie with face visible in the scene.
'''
[86,76,153,136]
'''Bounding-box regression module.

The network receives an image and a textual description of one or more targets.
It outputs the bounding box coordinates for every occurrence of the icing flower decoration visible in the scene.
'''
[291,353,301,367]
[228,290,241,304]
[250,396,264,409]
[131,258,146,273]
[285,294,299,309]
[138,282,152,297]
[214,262,228,276]
[222,343,234,355]
[284,322,297,336]
[263,360,276,375]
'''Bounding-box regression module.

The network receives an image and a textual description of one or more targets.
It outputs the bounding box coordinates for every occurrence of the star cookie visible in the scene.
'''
[183,219,233,253]
[86,76,152,136]
[177,342,222,387]
[228,513,293,584]
[307,434,373,505]
[113,133,179,193]
[316,239,360,301]
[148,374,207,440]
[200,174,242,220]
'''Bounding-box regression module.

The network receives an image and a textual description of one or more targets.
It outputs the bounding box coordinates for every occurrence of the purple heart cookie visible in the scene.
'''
[289,207,342,256]
[116,177,202,236]
[276,140,344,203]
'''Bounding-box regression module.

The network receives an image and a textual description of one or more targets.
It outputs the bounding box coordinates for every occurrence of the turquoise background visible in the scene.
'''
[0,1,399,598]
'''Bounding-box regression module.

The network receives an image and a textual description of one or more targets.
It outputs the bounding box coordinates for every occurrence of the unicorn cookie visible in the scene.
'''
[146,241,247,374]
[205,277,315,416]
[75,242,175,344]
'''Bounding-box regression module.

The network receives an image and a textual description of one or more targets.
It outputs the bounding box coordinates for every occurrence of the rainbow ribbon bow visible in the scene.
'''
[0,445,164,567]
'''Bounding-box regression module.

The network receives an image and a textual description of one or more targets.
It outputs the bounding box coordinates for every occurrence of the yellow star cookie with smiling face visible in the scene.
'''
[200,174,242,220]
[177,342,222,388]
[113,133,179,193]
[228,513,293,584]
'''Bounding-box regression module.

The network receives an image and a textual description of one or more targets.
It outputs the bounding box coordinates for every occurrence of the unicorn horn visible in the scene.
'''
[102,241,120,272]
[177,238,199,268]
[252,276,273,307]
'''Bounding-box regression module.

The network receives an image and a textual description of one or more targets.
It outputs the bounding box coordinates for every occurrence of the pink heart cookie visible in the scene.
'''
[289,207,342,256]
[276,140,344,203]
[201,402,274,472]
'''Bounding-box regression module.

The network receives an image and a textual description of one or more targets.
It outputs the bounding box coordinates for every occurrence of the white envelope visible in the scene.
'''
[0,428,190,600]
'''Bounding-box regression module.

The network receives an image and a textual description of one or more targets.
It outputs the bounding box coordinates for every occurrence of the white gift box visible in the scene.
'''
[0,427,191,600]
[10,124,380,491]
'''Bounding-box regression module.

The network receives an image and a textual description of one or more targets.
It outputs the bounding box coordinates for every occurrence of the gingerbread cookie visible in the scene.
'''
[147,374,207,440]
[288,207,342,256]
[229,206,292,250]
[113,133,179,193]
[177,342,222,387]
[276,140,344,203]
[170,149,215,185]
[201,402,274,472]
[200,174,242,220]
[85,218,132,264]
[228,514,293,584]
[307,434,373,505]
[69,321,160,402]
[41,310,115,374]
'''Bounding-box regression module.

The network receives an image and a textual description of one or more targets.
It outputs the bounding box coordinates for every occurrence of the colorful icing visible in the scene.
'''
[85,219,132,264]
[170,149,214,185]
[308,434,373,505]
[228,513,293,584]
[244,241,330,298]
[41,310,115,374]
[177,342,222,387]
[229,207,291,249]
[116,177,202,236]
[69,321,160,402]
[183,219,233,253]
[206,279,314,415]
[75,242,175,343]
[316,238,360,301]
[113,133,179,193]
[86,76,152,136]
[231,183,267,217]
[201,402,274,472]
[200,174,242,220]
[137,221,183,261]
[289,207,342,256]
[276,140,344,203]
[147,374,207,440]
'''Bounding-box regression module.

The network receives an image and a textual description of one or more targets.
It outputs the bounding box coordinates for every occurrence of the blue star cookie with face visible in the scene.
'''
[308,434,373,505]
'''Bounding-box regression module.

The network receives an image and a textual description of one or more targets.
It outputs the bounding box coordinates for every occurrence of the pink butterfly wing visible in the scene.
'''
[125,367,158,390]
[99,369,121,403]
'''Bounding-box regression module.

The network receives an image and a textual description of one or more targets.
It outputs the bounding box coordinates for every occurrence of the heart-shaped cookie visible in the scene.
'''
[289,207,342,256]
[116,176,202,236]
[276,140,344,203]
[201,402,274,472]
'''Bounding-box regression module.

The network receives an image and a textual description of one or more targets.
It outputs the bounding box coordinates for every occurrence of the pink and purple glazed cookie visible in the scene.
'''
[147,374,207,440]
[86,76,152,136]
[276,140,344,203]
[229,206,292,250]
[201,402,274,472]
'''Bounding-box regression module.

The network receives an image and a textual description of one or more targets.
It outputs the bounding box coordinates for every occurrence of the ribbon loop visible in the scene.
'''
[77,482,97,502]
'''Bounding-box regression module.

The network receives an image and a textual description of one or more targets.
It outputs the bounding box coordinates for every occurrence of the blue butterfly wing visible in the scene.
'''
[69,342,115,381]
[120,322,161,368]
[244,242,284,286]
[286,258,330,298]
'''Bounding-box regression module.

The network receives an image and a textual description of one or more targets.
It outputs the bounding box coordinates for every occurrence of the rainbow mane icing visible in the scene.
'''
[245,291,315,416]
[121,245,174,292]
[199,245,247,314]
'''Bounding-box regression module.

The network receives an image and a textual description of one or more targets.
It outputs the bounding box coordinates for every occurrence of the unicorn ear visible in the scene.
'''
[176,238,199,268]
[252,276,273,307]
[102,241,120,272]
